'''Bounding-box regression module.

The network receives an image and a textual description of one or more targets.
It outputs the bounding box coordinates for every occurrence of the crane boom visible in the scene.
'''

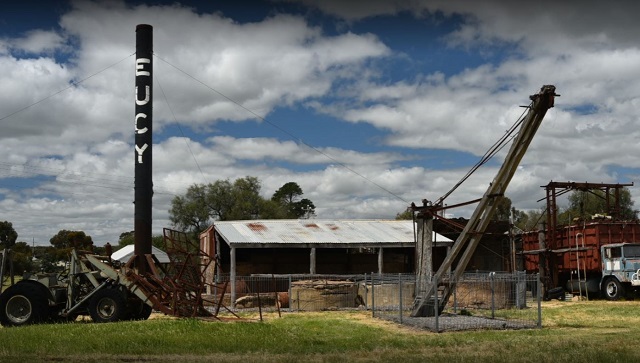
[412,85,558,317]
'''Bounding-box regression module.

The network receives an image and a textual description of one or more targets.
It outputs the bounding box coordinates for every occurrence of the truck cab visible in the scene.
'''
[600,243,640,300]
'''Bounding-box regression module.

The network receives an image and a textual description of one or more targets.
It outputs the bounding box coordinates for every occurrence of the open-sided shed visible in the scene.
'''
[200,219,453,300]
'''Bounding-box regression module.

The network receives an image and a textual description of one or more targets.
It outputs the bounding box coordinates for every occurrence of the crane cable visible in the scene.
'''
[435,102,532,206]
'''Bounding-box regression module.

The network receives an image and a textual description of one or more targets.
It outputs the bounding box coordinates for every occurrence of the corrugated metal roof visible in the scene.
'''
[212,219,452,247]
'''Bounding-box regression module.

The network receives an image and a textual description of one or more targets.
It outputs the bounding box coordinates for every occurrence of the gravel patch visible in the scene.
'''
[377,313,538,332]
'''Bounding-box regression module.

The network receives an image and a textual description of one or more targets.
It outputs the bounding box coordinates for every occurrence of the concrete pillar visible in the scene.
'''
[230,246,236,308]
[310,247,316,274]
[378,247,384,274]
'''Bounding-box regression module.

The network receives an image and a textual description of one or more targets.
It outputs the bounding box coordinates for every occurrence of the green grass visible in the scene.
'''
[1,301,639,362]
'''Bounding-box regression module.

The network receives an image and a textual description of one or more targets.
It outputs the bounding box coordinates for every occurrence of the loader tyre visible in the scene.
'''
[0,282,49,327]
[602,277,624,301]
[128,301,153,321]
[89,288,128,323]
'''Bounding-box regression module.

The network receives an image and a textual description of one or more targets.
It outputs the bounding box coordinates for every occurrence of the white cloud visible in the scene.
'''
[208,136,411,166]
[2,0,639,247]
[8,29,67,54]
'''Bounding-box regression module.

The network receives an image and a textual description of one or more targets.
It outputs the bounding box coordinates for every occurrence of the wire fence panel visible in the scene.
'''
[373,272,542,332]
[207,272,541,332]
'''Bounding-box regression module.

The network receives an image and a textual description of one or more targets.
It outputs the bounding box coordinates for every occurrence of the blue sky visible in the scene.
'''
[1,0,639,245]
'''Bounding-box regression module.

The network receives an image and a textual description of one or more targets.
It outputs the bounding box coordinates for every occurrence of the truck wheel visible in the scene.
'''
[89,288,127,323]
[602,277,625,300]
[0,283,49,327]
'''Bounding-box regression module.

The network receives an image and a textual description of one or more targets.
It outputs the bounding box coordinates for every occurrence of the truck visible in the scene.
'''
[600,242,640,300]
[0,249,153,327]
[522,219,640,300]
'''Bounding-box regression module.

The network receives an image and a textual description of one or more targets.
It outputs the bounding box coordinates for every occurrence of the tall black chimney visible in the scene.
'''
[134,24,153,268]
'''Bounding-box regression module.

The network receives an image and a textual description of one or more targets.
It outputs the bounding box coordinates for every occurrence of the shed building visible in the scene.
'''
[200,219,453,302]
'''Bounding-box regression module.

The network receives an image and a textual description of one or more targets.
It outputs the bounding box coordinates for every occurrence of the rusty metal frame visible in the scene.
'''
[541,181,633,250]
[111,228,239,320]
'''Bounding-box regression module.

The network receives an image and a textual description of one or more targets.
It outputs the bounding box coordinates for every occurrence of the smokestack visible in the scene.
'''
[134,24,153,266]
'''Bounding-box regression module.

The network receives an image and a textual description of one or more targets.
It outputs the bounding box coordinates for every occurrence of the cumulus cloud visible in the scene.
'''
[1,0,639,246]
[7,29,68,54]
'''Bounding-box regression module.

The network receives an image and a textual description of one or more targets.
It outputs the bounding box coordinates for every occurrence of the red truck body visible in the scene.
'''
[522,220,640,292]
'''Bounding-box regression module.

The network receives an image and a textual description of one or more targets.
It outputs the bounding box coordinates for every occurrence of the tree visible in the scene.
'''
[492,196,513,221]
[395,208,413,220]
[558,187,637,224]
[117,231,164,250]
[50,230,94,251]
[169,177,317,234]
[514,209,545,231]
[0,221,18,249]
[169,177,267,233]
[228,176,264,220]
[272,182,316,219]
[11,241,33,273]
[169,184,213,234]
[272,182,303,205]
[118,231,135,248]
[293,198,316,219]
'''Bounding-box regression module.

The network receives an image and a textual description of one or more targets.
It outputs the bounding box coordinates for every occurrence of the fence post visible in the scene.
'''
[434,284,439,333]
[490,272,495,319]
[371,272,375,317]
[288,275,292,312]
[297,290,300,311]
[398,273,403,323]
[364,273,368,309]
[515,271,520,309]
[537,273,542,328]
[453,274,457,314]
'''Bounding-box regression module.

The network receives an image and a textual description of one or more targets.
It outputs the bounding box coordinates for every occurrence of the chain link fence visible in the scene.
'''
[208,272,541,332]
[372,272,542,332]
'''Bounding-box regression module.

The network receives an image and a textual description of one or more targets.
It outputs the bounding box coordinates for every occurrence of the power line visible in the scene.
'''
[0,52,135,123]
[153,53,410,204]
[155,73,209,185]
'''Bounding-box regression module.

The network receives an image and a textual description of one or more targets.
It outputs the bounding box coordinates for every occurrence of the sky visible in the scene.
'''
[1,0,639,246]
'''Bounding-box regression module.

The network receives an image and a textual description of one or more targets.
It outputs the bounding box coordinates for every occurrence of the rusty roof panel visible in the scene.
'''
[212,219,452,246]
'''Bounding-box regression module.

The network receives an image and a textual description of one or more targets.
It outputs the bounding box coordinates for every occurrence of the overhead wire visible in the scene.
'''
[0,52,185,198]
[0,49,533,209]
[153,53,411,204]
[154,70,209,185]
[0,52,135,124]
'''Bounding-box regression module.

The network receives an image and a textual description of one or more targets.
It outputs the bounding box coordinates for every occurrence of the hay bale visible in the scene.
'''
[290,280,359,311]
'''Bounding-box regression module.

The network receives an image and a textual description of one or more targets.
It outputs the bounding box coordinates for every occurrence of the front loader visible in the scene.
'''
[0,249,152,327]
